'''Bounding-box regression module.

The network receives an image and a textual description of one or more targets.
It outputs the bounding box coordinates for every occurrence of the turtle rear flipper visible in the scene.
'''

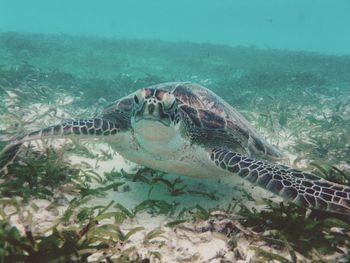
[211,147,350,215]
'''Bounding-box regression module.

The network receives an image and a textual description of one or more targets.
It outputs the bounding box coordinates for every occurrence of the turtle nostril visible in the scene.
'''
[148,104,155,115]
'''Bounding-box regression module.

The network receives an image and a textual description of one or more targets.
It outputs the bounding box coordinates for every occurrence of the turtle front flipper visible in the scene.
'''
[211,147,350,215]
[18,118,122,142]
[0,118,125,173]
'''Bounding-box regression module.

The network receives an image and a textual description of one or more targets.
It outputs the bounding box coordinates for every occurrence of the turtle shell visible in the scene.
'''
[150,82,283,160]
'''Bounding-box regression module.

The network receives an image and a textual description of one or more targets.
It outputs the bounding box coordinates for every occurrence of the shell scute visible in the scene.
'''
[198,109,226,129]
[180,105,202,127]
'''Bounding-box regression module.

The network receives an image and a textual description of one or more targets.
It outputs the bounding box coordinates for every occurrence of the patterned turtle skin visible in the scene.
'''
[1,82,349,215]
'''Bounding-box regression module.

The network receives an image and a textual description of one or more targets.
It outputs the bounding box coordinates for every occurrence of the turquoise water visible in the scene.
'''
[0,1,350,262]
[1,0,350,54]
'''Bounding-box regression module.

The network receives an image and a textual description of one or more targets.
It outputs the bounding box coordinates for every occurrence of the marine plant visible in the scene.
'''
[0,32,349,262]
[238,200,350,259]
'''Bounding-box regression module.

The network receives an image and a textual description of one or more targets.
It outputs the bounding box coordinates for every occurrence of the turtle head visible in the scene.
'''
[131,88,181,126]
[131,88,184,153]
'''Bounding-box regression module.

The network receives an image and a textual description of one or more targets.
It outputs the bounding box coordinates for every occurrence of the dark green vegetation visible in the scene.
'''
[238,201,350,262]
[0,32,349,262]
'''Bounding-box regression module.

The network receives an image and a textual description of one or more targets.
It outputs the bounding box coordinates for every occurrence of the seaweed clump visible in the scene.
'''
[238,200,350,261]
[0,145,78,201]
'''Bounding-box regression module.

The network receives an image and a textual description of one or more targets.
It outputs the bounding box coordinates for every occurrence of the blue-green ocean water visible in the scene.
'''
[1,0,350,55]
[0,1,350,262]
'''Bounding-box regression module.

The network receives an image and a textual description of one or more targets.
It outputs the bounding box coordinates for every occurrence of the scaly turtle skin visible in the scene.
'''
[1,82,350,214]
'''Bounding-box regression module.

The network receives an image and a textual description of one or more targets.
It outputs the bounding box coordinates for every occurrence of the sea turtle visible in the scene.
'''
[1,82,350,214]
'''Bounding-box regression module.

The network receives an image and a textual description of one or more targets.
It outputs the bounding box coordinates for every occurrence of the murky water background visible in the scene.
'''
[1,0,350,54]
[0,1,349,262]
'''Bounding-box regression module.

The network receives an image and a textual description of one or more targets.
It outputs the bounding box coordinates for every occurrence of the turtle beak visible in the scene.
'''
[143,100,161,119]
[147,103,155,115]
[134,100,171,126]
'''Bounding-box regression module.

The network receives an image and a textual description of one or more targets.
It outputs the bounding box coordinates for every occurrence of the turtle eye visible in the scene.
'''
[134,95,139,104]
[162,92,176,110]
[134,89,145,105]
